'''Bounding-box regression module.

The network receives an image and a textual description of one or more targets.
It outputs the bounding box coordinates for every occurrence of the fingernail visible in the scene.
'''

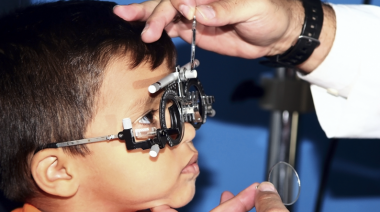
[258,182,275,192]
[141,23,149,35]
[113,5,120,11]
[178,4,194,20]
[196,5,215,20]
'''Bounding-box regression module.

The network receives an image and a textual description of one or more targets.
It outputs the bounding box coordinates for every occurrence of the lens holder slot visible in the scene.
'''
[160,88,184,147]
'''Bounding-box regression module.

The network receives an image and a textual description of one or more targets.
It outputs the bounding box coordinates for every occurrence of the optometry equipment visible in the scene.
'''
[35,17,215,158]
[268,161,301,205]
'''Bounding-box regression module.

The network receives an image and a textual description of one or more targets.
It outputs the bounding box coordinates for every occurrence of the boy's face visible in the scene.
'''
[78,57,199,210]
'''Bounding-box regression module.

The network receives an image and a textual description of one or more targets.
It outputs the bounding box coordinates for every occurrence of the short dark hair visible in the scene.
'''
[0,0,176,202]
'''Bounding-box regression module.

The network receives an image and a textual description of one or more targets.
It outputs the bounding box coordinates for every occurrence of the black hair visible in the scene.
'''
[0,0,176,201]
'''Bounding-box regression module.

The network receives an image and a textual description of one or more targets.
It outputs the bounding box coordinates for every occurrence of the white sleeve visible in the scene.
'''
[298,4,380,138]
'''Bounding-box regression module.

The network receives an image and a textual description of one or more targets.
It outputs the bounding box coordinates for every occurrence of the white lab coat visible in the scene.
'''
[299,4,380,138]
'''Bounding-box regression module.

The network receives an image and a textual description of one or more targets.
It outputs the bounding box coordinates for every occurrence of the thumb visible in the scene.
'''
[255,182,289,212]
[150,205,178,212]
[194,0,259,26]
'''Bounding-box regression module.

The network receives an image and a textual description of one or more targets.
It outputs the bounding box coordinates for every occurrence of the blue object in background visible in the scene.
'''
[1,0,380,212]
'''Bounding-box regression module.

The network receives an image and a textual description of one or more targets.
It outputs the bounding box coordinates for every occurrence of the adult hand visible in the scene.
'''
[211,182,288,212]
[114,0,304,59]
[149,182,288,212]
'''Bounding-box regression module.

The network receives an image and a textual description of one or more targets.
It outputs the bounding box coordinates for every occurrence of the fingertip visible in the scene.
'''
[141,23,150,35]
[220,190,235,203]
[141,31,155,43]
[171,0,196,20]
[141,23,163,43]
[179,4,195,20]
[113,5,133,20]
[257,182,276,192]
[113,4,123,16]
[113,5,120,11]
[244,182,260,192]
[195,0,249,26]
[252,182,261,188]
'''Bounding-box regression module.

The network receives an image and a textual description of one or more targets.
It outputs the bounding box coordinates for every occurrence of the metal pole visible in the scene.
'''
[265,67,300,205]
[266,68,299,170]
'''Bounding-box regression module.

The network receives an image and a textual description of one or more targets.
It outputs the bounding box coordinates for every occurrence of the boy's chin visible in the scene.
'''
[171,193,196,209]
[156,185,196,210]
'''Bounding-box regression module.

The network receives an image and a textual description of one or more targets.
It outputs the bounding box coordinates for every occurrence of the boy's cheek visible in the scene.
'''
[78,140,198,208]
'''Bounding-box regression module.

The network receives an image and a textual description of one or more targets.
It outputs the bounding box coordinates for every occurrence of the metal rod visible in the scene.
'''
[266,67,300,207]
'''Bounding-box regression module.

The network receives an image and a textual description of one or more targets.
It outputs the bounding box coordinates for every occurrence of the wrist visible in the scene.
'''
[297,4,336,73]
[263,0,333,71]
[268,0,304,56]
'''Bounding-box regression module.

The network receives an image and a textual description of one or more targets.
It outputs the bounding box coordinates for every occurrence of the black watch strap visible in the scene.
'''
[261,0,324,68]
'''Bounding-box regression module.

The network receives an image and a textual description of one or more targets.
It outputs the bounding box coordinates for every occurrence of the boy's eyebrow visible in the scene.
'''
[134,96,156,107]
[126,95,159,114]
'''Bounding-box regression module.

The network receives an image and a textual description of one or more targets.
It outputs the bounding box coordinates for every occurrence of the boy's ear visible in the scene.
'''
[31,149,80,197]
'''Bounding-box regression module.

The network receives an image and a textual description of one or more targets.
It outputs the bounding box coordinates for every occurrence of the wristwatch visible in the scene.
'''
[261,0,324,68]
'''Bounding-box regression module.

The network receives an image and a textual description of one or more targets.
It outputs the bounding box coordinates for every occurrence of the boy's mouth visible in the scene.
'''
[181,154,199,174]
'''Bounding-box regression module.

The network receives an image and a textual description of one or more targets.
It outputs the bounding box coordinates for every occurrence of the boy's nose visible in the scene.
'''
[181,123,196,143]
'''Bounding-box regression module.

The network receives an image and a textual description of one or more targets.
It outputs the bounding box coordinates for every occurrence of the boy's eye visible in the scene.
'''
[139,113,153,124]
[137,110,158,126]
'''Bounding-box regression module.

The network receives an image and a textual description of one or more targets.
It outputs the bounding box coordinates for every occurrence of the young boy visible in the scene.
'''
[0,1,200,211]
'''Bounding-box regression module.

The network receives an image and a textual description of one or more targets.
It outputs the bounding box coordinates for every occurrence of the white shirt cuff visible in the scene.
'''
[298,4,380,138]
